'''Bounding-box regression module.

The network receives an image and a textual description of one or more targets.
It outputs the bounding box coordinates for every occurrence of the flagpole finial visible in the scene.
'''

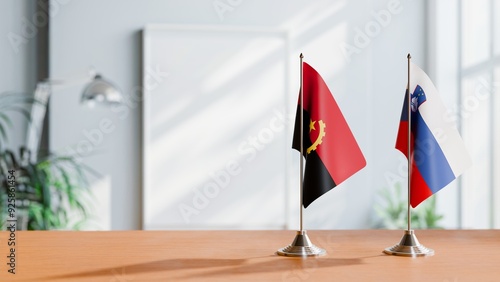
[300,53,303,59]
[407,53,411,59]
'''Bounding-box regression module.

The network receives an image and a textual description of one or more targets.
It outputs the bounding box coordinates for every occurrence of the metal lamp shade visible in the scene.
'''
[81,74,122,106]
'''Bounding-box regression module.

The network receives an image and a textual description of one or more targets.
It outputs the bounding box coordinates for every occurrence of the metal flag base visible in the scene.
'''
[384,230,434,257]
[277,230,326,257]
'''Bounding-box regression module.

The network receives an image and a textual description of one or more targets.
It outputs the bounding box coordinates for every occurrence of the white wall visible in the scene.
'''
[0,0,37,150]
[49,0,426,230]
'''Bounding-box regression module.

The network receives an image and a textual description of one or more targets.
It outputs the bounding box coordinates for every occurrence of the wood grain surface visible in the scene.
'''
[0,230,499,281]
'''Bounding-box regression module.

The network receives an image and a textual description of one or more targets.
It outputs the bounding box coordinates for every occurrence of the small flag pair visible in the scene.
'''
[293,61,472,208]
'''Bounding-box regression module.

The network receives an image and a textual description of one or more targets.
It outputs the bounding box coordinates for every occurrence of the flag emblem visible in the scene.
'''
[307,119,326,154]
[411,85,427,112]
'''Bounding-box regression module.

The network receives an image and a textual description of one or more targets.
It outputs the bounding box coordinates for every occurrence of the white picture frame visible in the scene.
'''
[142,24,292,230]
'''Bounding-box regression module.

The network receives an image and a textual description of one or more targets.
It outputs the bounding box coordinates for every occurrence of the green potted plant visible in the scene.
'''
[373,181,444,229]
[0,92,94,230]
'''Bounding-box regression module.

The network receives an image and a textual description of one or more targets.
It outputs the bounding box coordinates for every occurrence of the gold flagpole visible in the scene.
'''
[277,53,326,257]
[383,54,434,257]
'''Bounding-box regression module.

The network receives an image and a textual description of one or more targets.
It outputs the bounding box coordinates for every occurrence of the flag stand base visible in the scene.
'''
[277,230,326,257]
[383,230,434,257]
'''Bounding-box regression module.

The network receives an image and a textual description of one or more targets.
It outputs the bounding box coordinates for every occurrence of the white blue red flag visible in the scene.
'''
[395,63,472,208]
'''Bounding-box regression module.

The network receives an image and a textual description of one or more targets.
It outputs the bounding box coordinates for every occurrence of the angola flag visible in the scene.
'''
[292,62,366,208]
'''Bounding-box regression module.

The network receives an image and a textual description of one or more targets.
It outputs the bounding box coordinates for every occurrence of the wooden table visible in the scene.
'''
[0,230,499,281]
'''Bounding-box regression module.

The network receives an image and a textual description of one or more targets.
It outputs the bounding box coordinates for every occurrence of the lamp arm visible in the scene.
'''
[25,68,120,160]
[25,68,96,160]
[25,82,51,162]
[42,68,96,90]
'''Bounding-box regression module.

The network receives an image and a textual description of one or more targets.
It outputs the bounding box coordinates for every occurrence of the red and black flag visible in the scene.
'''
[293,62,366,208]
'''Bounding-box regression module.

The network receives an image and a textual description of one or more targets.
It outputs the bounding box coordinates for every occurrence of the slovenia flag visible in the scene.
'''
[395,63,472,208]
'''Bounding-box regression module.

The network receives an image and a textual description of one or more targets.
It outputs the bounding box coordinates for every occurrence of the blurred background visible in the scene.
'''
[0,0,498,230]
